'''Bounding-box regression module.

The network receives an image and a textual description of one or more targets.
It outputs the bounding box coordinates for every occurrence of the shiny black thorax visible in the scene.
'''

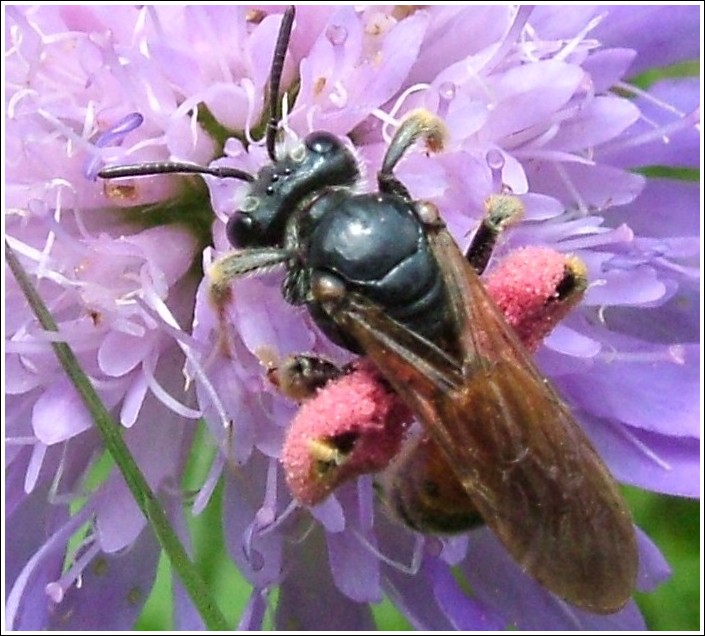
[228,131,451,353]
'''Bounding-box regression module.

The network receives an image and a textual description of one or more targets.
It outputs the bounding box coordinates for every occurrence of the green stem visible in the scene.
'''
[6,241,229,631]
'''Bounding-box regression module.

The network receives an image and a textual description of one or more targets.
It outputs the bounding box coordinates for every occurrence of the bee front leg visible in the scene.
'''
[207,248,293,356]
[207,247,293,310]
[377,109,448,200]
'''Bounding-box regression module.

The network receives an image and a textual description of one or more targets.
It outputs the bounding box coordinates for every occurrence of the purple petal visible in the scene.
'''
[326,530,382,603]
[237,588,268,631]
[6,504,93,630]
[544,324,601,359]
[276,530,375,630]
[97,331,155,377]
[5,485,70,614]
[308,9,430,133]
[549,96,639,152]
[459,528,646,630]
[530,6,699,75]
[5,353,42,394]
[527,162,645,213]
[194,354,257,465]
[126,225,198,283]
[520,193,565,221]
[31,376,128,446]
[582,48,637,93]
[31,380,94,444]
[439,534,469,566]
[376,516,458,630]
[483,61,584,142]
[608,177,700,239]
[94,472,148,553]
[229,275,315,358]
[578,414,699,497]
[426,556,505,629]
[560,343,698,438]
[407,6,512,84]
[383,563,458,630]
[597,81,700,170]
[96,364,195,551]
[583,260,667,307]
[120,372,150,427]
[348,11,429,112]
[636,528,672,592]
[591,6,701,74]
[165,495,206,631]
[223,462,283,588]
[148,40,202,97]
[47,529,160,630]
[6,429,100,511]
[310,493,346,533]
[5,446,34,517]
[604,281,699,345]
[292,6,364,132]
[325,484,382,603]
[172,573,207,631]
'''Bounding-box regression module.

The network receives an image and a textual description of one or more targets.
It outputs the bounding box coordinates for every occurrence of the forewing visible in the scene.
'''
[331,226,637,614]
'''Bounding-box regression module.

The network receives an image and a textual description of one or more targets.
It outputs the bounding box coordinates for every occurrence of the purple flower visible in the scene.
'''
[5,5,699,630]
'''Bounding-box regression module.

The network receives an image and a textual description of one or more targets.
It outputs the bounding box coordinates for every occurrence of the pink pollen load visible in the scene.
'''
[282,361,412,506]
[484,246,587,353]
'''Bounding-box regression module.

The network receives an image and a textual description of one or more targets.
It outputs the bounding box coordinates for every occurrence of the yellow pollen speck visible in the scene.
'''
[314,77,327,96]
[392,6,422,20]
[92,557,109,576]
[308,438,343,465]
[104,182,138,201]
[246,9,266,24]
[127,587,142,606]
[365,13,394,36]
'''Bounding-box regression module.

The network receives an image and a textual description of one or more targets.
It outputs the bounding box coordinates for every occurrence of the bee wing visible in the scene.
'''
[330,225,637,614]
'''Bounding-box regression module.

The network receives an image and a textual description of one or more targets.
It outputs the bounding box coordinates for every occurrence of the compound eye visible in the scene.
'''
[227,213,258,248]
[305,131,342,156]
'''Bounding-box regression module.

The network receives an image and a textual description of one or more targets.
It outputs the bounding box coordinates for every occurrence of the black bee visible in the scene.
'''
[99,6,637,614]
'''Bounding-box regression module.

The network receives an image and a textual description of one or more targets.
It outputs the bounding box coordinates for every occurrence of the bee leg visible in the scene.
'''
[267,354,344,402]
[207,247,294,356]
[377,109,448,200]
[465,194,524,275]
[207,247,293,309]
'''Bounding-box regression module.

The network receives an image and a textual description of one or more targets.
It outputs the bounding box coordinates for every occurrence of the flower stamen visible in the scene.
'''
[600,108,700,156]
[485,5,534,71]
[45,540,100,604]
[373,82,431,144]
[352,528,424,576]
[598,344,686,366]
[141,355,202,420]
[485,149,506,193]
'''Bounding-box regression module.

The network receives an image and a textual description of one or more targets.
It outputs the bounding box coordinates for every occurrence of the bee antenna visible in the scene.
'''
[97,161,254,182]
[265,6,296,162]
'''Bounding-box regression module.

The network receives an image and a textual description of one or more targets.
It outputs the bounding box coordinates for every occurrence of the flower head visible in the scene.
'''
[5,5,699,630]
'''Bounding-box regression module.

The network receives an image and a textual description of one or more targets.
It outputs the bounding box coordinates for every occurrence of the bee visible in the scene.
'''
[98,6,638,615]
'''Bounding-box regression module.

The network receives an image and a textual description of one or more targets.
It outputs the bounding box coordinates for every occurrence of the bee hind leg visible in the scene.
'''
[267,354,344,402]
